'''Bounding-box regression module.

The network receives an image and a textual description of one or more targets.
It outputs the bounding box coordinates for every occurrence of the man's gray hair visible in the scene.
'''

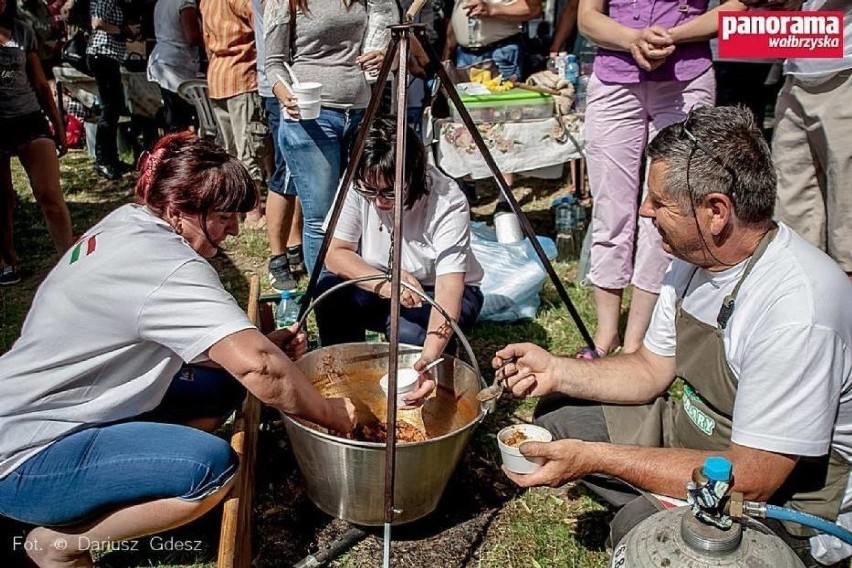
[646,106,776,225]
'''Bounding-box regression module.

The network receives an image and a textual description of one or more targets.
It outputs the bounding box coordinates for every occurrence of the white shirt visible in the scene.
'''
[147,0,203,92]
[784,0,852,78]
[644,223,852,563]
[330,166,484,287]
[450,0,523,48]
[0,205,254,479]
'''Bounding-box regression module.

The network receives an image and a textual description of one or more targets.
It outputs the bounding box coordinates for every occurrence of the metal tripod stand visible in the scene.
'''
[295,4,596,565]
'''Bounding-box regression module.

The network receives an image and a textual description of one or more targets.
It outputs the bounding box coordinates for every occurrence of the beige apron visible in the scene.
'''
[603,229,850,537]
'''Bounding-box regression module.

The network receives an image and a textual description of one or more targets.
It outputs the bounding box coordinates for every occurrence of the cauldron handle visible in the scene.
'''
[296,274,483,389]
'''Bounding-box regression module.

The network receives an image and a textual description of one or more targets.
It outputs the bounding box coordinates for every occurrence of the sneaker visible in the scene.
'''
[93,162,122,181]
[0,265,21,286]
[268,254,297,292]
[287,245,306,276]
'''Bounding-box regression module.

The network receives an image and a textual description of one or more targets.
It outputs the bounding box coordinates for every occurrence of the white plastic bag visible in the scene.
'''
[470,222,558,322]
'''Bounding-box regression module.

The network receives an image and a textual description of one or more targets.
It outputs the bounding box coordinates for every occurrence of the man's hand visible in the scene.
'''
[504,439,595,487]
[326,397,357,433]
[629,26,675,71]
[464,0,493,18]
[267,323,308,360]
[493,343,559,398]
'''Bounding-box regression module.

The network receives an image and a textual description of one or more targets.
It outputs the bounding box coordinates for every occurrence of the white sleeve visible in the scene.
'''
[643,265,679,357]
[138,259,256,362]
[330,188,364,244]
[731,323,845,456]
[433,193,473,276]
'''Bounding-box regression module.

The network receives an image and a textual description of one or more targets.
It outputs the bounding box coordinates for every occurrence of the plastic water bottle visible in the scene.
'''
[557,51,568,78]
[467,17,482,47]
[547,52,559,75]
[565,54,580,88]
[575,74,589,113]
[276,290,301,329]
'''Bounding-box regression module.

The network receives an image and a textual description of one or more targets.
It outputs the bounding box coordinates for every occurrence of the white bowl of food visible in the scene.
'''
[497,424,553,474]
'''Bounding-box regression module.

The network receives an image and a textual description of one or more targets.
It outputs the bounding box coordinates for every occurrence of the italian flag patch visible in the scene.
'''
[70,234,98,264]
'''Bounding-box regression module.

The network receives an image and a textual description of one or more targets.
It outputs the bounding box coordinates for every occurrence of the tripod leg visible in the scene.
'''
[298,35,401,319]
[423,39,597,352]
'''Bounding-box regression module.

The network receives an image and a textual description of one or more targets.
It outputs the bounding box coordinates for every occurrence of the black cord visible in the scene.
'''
[686,144,740,268]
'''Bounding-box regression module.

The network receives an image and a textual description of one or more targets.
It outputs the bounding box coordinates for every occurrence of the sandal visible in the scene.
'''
[575,346,607,360]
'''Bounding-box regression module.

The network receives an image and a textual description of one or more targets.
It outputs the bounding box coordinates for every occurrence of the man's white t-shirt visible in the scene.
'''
[784,0,852,78]
[331,165,484,288]
[0,204,255,479]
[644,222,852,563]
[147,0,202,92]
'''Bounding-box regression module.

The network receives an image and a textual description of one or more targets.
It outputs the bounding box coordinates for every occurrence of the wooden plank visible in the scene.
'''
[218,275,263,568]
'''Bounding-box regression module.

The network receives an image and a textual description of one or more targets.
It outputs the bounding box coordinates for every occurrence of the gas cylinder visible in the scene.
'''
[611,456,805,567]
[611,506,804,567]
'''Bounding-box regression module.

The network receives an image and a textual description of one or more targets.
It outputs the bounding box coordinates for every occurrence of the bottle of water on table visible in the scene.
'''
[276,290,301,330]
[564,54,580,88]
[467,16,482,47]
[575,74,589,114]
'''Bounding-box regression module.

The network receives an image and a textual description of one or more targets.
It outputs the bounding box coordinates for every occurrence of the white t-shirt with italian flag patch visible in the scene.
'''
[0,204,255,479]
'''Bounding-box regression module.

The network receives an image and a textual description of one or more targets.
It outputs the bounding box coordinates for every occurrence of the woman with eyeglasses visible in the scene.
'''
[314,118,484,404]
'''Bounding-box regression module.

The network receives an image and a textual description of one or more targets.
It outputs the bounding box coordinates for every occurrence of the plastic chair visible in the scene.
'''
[177,79,219,139]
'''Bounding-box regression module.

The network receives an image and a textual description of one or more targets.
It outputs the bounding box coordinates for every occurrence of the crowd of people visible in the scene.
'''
[0,0,850,567]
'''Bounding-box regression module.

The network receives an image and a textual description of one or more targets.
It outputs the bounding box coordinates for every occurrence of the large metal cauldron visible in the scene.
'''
[282,342,487,526]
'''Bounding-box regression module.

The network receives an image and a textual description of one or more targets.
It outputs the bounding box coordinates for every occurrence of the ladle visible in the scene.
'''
[477,356,517,402]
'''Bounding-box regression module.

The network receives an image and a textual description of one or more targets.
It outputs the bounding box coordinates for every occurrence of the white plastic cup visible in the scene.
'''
[494,211,524,243]
[379,368,420,406]
[290,81,323,120]
[497,424,553,474]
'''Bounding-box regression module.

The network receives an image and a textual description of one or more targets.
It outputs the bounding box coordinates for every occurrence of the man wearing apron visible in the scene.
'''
[494,106,852,567]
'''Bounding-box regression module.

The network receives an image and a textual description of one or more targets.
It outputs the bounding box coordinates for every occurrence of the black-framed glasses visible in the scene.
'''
[679,108,738,204]
[354,180,400,201]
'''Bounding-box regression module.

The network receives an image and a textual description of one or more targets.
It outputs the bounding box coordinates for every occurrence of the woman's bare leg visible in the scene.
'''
[18,139,73,254]
[622,287,659,353]
[592,285,623,354]
[26,478,234,568]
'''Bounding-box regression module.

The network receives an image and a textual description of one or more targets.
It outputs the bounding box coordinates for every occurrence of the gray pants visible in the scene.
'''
[533,394,662,546]
[534,395,827,566]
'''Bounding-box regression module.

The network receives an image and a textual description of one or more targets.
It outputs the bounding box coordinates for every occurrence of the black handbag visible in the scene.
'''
[62,29,91,76]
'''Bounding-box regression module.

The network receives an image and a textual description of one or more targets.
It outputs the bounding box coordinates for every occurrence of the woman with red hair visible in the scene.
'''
[0,132,354,568]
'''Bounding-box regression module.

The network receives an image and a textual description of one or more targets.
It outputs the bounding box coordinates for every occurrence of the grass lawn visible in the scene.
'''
[1,150,616,568]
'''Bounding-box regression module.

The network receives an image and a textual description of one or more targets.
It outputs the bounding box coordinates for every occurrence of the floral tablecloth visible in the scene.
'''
[435,114,584,180]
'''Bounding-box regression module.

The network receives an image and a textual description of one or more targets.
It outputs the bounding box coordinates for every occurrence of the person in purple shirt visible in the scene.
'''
[575,0,746,359]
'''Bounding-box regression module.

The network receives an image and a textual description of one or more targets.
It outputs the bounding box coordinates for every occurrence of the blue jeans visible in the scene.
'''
[263,96,294,196]
[455,39,523,81]
[279,107,364,274]
[0,366,243,527]
[314,274,484,350]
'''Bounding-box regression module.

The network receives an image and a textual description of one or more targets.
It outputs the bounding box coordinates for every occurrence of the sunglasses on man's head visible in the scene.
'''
[679,108,739,203]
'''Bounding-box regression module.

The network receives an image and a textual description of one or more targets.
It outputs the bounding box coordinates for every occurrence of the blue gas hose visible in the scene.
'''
[764,505,852,545]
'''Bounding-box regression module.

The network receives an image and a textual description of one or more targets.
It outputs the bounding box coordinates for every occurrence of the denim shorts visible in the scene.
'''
[0,366,243,527]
